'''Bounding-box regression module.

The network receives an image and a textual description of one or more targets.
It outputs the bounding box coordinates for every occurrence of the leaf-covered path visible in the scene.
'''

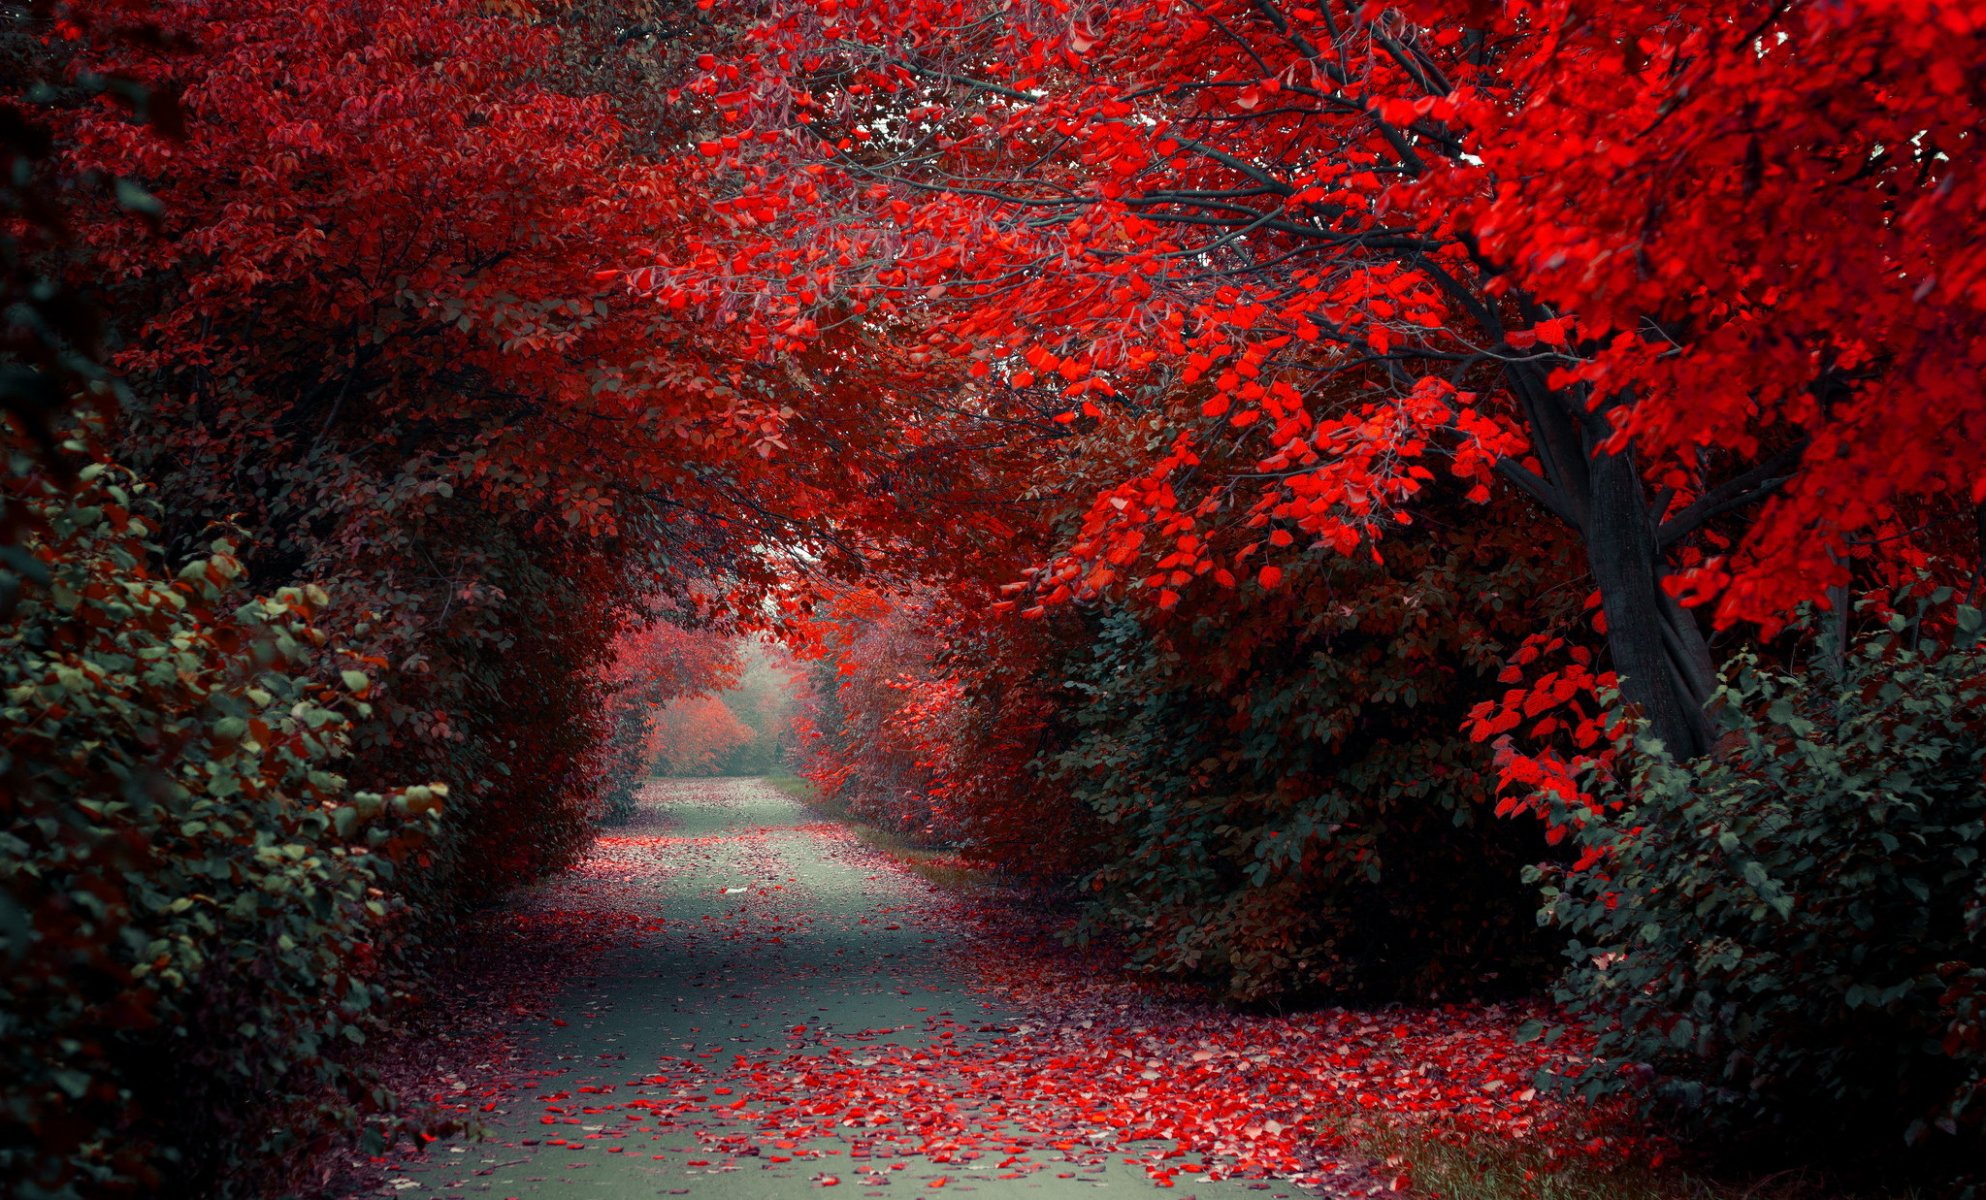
[341,779,1302,1199]
[341,779,1593,1200]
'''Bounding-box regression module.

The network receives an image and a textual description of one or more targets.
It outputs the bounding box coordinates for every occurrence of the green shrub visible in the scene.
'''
[0,455,439,1198]
[1542,598,1986,1158]
[596,724,649,825]
[1050,522,1573,1003]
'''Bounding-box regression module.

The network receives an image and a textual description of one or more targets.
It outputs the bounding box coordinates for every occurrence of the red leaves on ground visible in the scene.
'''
[342,783,1653,1198]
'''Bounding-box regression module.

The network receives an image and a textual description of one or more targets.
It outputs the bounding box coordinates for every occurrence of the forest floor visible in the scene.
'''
[322,778,1670,1200]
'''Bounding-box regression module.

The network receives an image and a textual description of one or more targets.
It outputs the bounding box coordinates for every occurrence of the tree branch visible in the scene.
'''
[1494,456,1578,527]
[1657,443,1806,547]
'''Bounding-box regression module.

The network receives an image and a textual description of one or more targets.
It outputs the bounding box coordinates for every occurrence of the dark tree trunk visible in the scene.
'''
[1973,502,1986,594]
[1499,368,1720,761]
[1581,444,1716,760]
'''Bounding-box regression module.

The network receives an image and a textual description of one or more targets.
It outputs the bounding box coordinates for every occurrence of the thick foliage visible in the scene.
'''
[793,590,1082,873]
[5,0,909,1190]
[597,622,743,821]
[1052,513,1572,1002]
[682,0,1986,766]
[795,593,956,838]
[1542,599,1986,1157]
[646,696,756,778]
[54,0,689,899]
[0,451,438,1199]
[0,0,174,501]
[12,0,1986,1186]
[54,0,1032,896]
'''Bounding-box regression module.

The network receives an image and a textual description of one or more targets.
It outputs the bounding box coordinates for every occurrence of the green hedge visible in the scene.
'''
[1,456,438,1198]
[1542,597,1986,1159]
[1050,527,1568,1003]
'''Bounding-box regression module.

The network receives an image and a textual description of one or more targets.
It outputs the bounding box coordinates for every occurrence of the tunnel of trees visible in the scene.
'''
[4,0,1986,1195]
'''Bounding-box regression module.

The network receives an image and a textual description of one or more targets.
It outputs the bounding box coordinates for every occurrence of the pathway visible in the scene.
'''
[346,778,1311,1200]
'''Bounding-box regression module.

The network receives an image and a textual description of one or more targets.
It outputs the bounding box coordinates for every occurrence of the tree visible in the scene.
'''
[681,0,1986,763]
[599,620,744,818]
[47,0,1000,890]
[791,587,1078,866]
[647,695,756,776]
[0,455,440,1198]
[11,0,1056,1184]
[1,0,182,613]
[706,640,802,775]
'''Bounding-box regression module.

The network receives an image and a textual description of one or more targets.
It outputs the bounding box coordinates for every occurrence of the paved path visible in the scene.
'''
[359,778,1293,1200]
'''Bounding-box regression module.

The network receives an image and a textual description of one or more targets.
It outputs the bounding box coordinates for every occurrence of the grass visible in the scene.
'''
[763,773,990,892]
[1356,1129,1690,1200]
[762,771,813,802]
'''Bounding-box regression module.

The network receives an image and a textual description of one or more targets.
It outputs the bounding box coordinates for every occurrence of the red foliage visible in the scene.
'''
[20,0,1986,1186]
[607,622,743,703]
[60,0,778,542]
[790,588,1083,876]
[648,695,758,777]
[668,0,1986,767]
[42,0,1013,892]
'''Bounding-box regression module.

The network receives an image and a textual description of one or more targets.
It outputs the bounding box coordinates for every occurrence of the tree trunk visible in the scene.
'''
[1581,444,1716,760]
[1505,368,1719,761]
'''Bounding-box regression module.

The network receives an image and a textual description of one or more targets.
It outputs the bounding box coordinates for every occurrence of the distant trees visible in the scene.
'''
[704,643,803,775]
[646,696,758,777]
[598,622,744,816]
[603,633,801,787]
[789,588,1079,861]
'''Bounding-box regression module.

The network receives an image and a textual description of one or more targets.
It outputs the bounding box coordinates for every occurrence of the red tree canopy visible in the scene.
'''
[654,0,1986,759]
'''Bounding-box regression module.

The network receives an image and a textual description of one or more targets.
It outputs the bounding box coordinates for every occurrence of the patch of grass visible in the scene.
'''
[1342,1121,1927,1200]
[767,775,991,892]
[762,772,814,802]
[850,828,987,892]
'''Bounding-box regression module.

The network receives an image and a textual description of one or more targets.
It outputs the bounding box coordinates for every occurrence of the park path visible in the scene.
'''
[342,778,1317,1200]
